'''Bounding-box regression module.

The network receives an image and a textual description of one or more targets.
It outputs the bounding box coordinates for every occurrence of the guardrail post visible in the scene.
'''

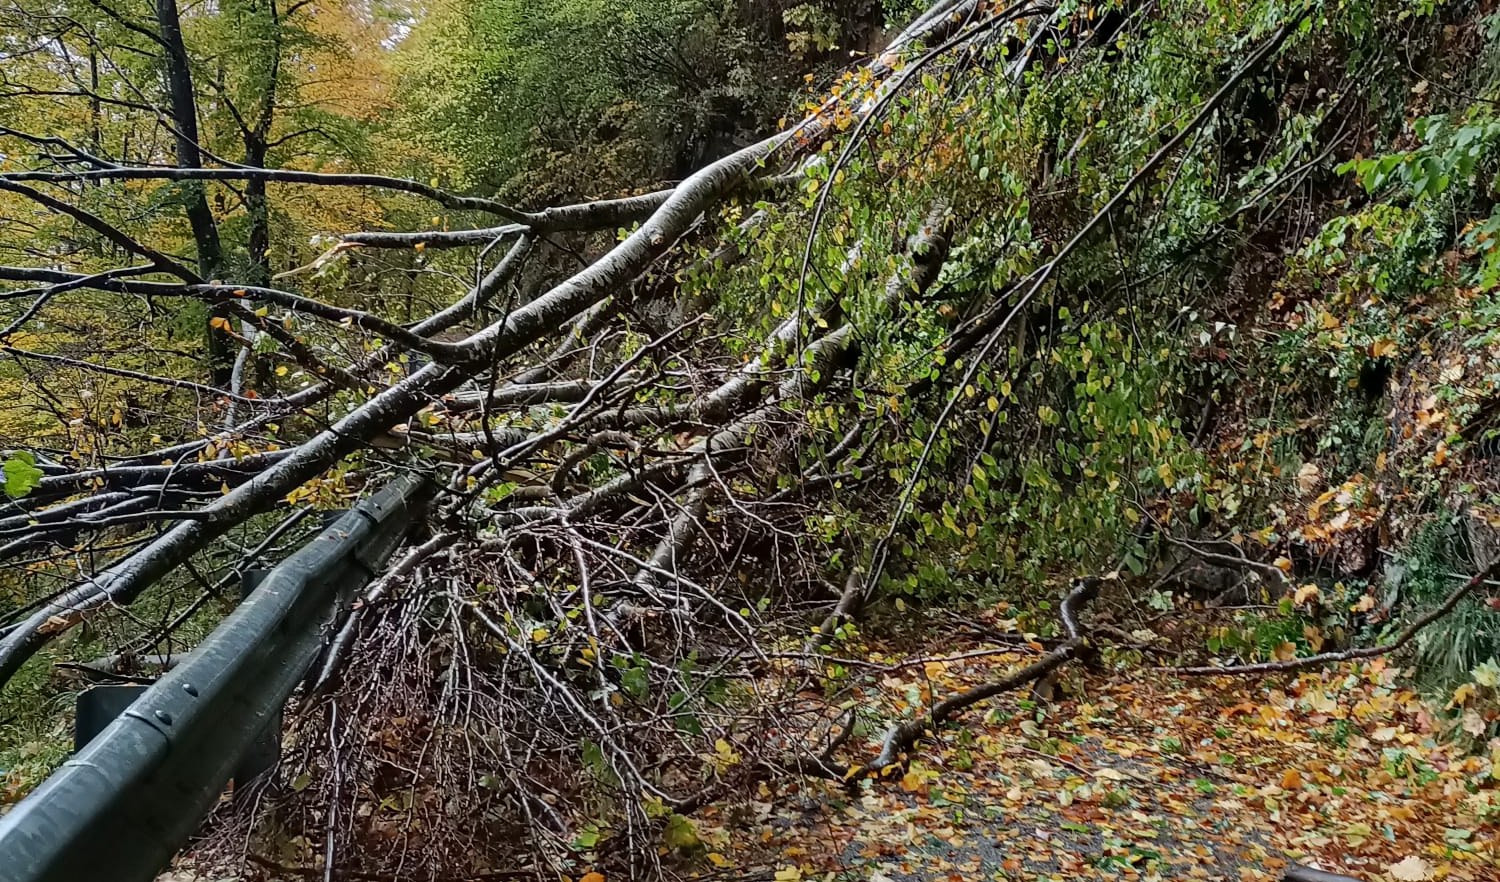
[236,569,281,787]
[74,684,148,751]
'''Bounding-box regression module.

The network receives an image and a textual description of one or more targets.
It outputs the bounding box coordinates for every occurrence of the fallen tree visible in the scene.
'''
[0,0,1043,687]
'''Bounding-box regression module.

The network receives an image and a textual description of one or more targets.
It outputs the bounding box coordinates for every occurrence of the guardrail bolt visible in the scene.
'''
[153,710,173,726]
[181,683,198,697]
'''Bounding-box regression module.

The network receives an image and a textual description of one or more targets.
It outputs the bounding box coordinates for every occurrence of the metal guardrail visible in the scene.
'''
[0,474,431,882]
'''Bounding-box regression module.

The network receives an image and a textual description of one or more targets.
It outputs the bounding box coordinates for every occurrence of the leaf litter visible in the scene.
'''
[686,635,1498,882]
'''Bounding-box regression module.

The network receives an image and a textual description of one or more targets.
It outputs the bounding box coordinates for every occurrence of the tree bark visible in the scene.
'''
[154,0,231,384]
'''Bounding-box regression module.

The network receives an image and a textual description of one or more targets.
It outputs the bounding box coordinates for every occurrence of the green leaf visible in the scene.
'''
[4,451,43,499]
[662,813,700,851]
[573,823,601,849]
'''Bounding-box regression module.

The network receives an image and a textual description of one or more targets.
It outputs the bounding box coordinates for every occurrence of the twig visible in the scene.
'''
[245,854,532,881]
[860,578,1100,772]
[1173,556,1500,676]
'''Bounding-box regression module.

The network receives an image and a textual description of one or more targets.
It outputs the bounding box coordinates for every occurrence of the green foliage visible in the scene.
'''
[0,653,74,803]
[1404,518,1500,694]
[2,452,42,499]
[673,0,1410,609]
[1206,606,1313,663]
[394,0,882,197]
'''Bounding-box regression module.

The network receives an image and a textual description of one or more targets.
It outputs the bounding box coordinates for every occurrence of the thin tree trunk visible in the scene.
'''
[155,0,231,384]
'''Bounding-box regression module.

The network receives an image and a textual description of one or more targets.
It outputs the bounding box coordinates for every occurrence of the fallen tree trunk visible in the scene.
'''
[0,0,1018,688]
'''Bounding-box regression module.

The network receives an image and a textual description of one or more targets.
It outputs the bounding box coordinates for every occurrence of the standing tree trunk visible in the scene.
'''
[155,0,231,385]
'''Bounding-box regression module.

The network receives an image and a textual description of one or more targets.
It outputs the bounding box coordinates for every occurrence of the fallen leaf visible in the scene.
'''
[1449,683,1476,708]
[37,614,74,635]
[1388,855,1433,881]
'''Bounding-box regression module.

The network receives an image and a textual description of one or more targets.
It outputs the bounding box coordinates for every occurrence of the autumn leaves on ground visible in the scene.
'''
[693,627,1499,882]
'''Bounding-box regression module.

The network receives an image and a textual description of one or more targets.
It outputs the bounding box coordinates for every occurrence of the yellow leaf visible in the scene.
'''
[1274,557,1294,573]
[580,873,605,882]
[1273,641,1297,661]
[1371,338,1397,358]
[987,396,1000,413]
[531,627,549,642]
[1280,768,1302,790]
[713,738,741,770]
[1294,584,1320,606]
[1475,662,1500,687]
[707,853,730,868]
[1342,821,1372,846]
[899,769,924,792]
[774,867,802,882]
[1449,683,1477,708]
[1305,688,1336,713]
